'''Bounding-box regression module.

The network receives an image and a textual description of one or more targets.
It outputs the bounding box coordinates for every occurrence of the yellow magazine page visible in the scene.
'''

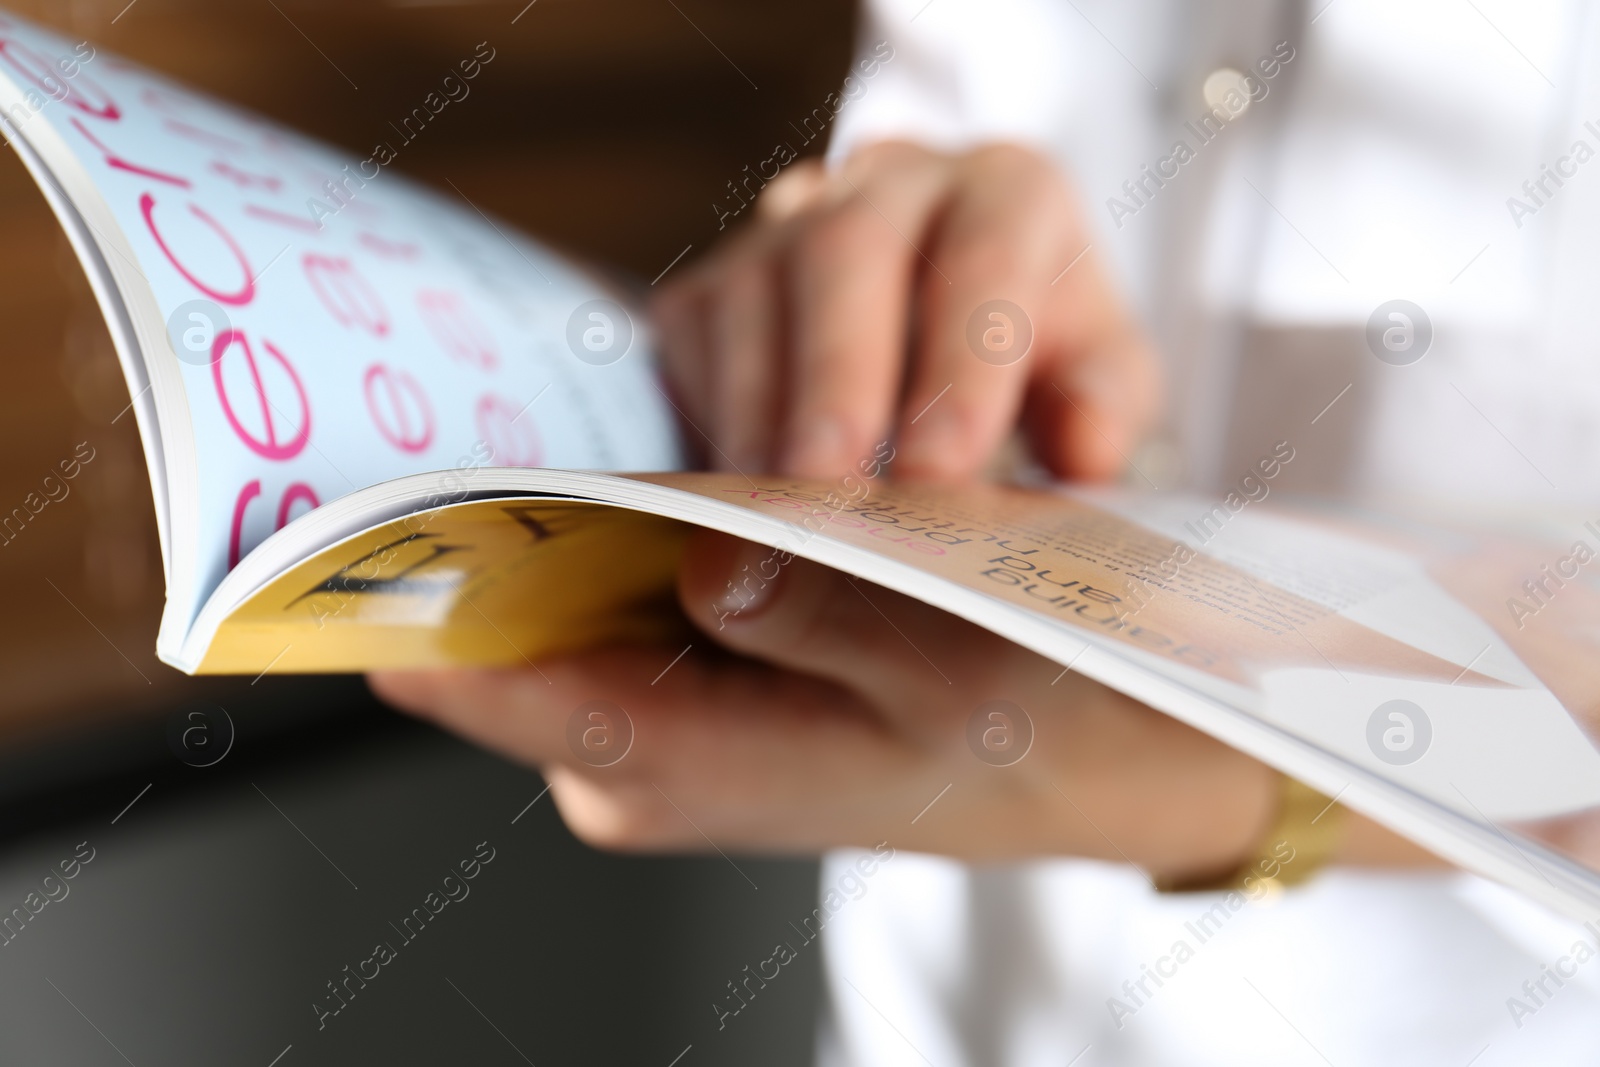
[198,498,687,674]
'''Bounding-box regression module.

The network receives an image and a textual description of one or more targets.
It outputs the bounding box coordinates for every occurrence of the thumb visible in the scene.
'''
[676,529,969,711]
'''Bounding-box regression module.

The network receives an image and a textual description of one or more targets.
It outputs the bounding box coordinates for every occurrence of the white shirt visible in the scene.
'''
[817,1,1600,1063]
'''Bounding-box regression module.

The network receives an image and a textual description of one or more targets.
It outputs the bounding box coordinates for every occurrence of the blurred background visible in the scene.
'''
[0,0,854,1061]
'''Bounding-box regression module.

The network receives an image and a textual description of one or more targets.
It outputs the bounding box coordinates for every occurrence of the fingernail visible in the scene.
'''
[781,416,846,478]
[712,539,788,624]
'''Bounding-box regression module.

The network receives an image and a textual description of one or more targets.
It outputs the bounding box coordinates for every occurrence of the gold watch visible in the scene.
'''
[1155,775,1345,894]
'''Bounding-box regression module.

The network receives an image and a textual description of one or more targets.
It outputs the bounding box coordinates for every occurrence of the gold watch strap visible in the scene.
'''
[1155,776,1344,894]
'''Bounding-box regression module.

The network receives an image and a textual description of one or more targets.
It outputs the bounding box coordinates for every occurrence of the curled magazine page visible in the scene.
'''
[0,11,682,653]
[185,465,1600,907]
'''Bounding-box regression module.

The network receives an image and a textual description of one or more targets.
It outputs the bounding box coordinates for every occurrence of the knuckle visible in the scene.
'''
[761,157,822,202]
[962,149,1074,226]
[717,265,768,310]
[967,142,1061,198]
[970,141,1048,175]
[939,226,1055,305]
[772,156,823,183]
[851,138,938,172]
[794,210,883,275]
[882,135,957,166]
[946,233,1029,290]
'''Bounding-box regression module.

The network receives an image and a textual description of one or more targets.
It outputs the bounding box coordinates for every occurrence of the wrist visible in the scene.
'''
[1038,687,1282,877]
[1133,748,1282,885]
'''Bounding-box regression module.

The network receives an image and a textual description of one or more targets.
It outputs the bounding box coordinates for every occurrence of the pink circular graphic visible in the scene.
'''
[211,329,311,460]
[474,393,542,468]
[276,483,320,528]
[363,364,435,454]
[305,255,390,336]
[417,290,498,372]
[227,480,262,570]
[142,194,256,306]
[71,118,190,188]
[0,37,119,120]
[228,479,321,569]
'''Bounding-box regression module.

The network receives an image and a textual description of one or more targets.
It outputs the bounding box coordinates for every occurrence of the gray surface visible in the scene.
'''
[0,720,821,1065]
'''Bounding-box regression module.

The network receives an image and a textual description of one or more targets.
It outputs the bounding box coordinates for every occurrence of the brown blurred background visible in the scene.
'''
[0,0,854,740]
[0,9,852,1062]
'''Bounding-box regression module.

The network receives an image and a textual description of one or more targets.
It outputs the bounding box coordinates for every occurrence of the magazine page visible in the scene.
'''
[0,11,682,648]
[191,495,693,674]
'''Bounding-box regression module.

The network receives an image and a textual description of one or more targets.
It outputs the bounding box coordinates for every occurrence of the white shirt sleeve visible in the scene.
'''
[826,0,1081,165]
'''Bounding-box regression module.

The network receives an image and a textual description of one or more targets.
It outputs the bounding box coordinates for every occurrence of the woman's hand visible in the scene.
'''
[651,141,1162,484]
[372,530,1292,881]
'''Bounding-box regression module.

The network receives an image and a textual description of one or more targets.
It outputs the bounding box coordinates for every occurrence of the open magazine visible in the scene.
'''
[4,11,1600,921]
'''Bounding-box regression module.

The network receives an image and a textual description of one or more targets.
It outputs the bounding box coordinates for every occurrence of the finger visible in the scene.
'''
[370,655,917,852]
[1025,326,1163,482]
[677,528,1016,717]
[648,275,714,465]
[895,145,1069,482]
[370,654,869,778]
[370,667,569,757]
[707,245,782,473]
[536,658,912,852]
[707,162,848,474]
[779,143,952,478]
[1026,244,1164,482]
